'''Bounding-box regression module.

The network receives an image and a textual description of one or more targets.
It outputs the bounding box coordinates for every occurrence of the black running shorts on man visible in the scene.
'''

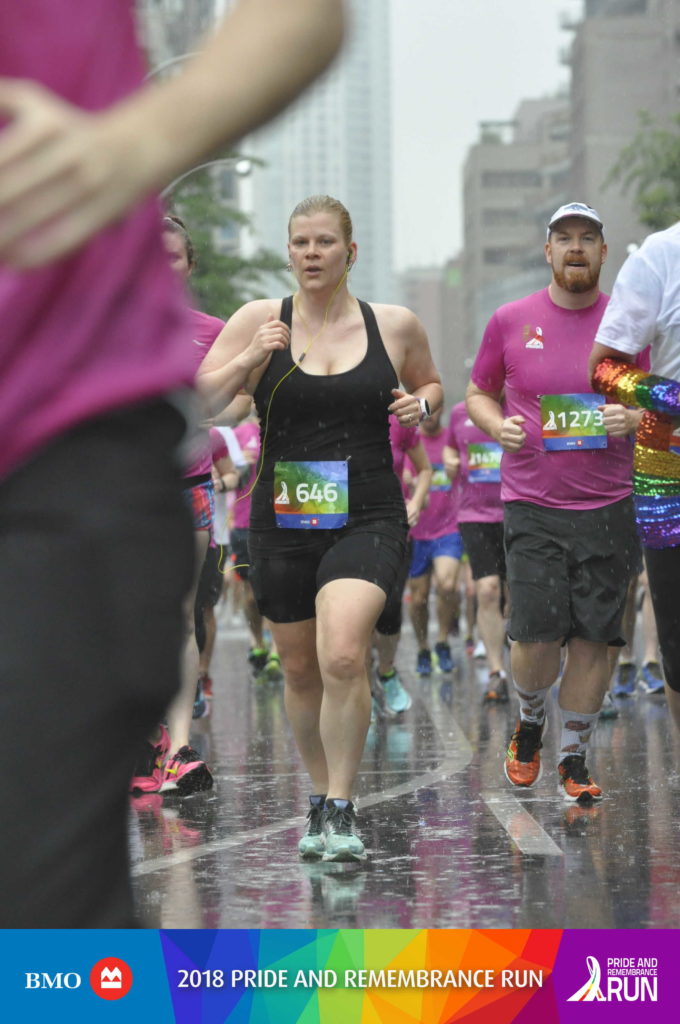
[504,496,637,644]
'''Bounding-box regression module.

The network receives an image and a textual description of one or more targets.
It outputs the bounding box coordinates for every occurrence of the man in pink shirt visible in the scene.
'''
[467,203,638,804]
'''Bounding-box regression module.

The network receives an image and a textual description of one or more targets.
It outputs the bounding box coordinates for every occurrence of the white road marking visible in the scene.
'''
[133,643,564,875]
[483,792,563,857]
[132,708,473,877]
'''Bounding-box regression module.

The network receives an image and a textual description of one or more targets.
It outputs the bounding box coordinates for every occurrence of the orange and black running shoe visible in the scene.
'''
[504,718,544,788]
[558,755,603,804]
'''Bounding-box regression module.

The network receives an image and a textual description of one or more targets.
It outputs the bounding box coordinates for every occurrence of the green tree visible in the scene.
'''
[168,161,288,319]
[607,111,680,231]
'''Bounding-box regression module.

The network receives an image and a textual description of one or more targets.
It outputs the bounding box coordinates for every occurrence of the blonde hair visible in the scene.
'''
[288,195,353,246]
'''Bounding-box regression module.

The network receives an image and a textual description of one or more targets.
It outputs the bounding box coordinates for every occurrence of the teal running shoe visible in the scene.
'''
[322,799,366,862]
[298,795,326,859]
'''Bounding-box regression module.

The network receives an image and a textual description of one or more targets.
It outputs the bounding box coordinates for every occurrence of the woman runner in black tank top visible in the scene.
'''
[197,196,442,862]
[250,295,406,534]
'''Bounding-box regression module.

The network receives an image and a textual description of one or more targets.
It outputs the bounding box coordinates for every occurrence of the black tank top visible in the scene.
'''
[250,296,405,531]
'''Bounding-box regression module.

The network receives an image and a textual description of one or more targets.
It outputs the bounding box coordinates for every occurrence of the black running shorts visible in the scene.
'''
[375,538,412,636]
[504,497,637,645]
[195,544,223,611]
[458,521,506,581]
[0,399,193,926]
[249,518,407,623]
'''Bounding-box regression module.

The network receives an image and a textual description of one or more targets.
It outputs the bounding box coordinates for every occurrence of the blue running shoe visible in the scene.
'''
[639,661,665,695]
[612,661,636,697]
[434,641,454,674]
[416,649,432,677]
[377,668,412,716]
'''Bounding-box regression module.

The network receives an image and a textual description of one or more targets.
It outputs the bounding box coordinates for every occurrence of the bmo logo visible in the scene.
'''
[90,958,133,1000]
[25,957,133,999]
[25,972,82,990]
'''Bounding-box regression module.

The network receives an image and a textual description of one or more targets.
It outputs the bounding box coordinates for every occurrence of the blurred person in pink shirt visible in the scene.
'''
[0,0,344,928]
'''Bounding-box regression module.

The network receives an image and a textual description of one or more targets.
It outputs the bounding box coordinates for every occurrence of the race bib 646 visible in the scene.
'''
[274,460,348,529]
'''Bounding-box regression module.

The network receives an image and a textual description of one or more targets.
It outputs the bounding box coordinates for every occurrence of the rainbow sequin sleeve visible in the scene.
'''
[592,357,680,416]
[592,357,680,548]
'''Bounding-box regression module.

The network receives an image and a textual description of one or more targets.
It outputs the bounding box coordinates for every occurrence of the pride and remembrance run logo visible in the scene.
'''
[567,954,658,1003]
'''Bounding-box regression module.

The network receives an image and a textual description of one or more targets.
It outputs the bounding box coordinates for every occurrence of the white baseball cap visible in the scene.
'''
[547,202,604,239]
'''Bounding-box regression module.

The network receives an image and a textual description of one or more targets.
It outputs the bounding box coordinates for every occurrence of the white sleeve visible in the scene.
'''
[217,427,246,467]
[595,251,663,357]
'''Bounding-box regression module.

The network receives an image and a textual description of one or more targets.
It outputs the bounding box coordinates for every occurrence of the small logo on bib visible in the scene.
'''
[275,481,290,505]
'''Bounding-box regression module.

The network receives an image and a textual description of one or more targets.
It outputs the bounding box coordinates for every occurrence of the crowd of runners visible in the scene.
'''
[125,197,677,871]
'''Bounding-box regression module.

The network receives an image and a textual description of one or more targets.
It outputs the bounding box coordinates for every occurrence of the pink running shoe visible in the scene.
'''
[161,746,213,795]
[129,724,171,794]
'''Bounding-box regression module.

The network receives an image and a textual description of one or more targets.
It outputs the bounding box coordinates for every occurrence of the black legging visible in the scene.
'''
[644,544,680,693]
[375,538,413,637]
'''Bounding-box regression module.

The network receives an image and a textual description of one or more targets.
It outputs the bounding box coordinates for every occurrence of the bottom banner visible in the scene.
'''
[2,928,678,1023]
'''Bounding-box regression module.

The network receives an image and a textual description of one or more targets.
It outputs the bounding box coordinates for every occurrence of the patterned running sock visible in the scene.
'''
[513,683,552,725]
[557,707,599,763]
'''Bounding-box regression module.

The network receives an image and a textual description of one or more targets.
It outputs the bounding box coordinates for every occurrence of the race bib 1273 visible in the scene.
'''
[540,393,607,451]
[274,460,348,529]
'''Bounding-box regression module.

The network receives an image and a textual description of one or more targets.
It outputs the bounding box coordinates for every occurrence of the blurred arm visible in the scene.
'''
[0,0,345,266]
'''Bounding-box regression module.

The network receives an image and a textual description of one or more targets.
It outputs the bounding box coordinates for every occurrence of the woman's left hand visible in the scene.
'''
[389,388,421,426]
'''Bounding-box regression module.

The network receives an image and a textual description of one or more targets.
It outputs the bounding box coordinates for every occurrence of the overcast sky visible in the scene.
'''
[390,0,582,269]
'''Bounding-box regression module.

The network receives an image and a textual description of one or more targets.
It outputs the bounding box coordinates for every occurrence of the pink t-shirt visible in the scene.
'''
[389,417,419,499]
[470,288,633,510]
[232,421,261,529]
[409,428,460,541]
[446,402,503,524]
[0,2,195,481]
[183,311,224,477]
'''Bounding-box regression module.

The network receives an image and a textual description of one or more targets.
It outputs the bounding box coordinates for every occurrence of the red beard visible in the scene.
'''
[552,262,601,293]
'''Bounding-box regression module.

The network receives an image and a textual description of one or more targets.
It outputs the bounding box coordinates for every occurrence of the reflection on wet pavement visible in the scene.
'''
[130,610,680,929]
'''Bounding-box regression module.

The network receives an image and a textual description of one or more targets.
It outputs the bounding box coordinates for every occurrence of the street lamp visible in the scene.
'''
[144,48,256,254]
[144,51,200,81]
[161,157,253,198]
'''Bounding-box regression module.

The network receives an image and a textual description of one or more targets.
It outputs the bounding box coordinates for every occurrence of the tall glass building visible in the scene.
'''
[244,0,395,302]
